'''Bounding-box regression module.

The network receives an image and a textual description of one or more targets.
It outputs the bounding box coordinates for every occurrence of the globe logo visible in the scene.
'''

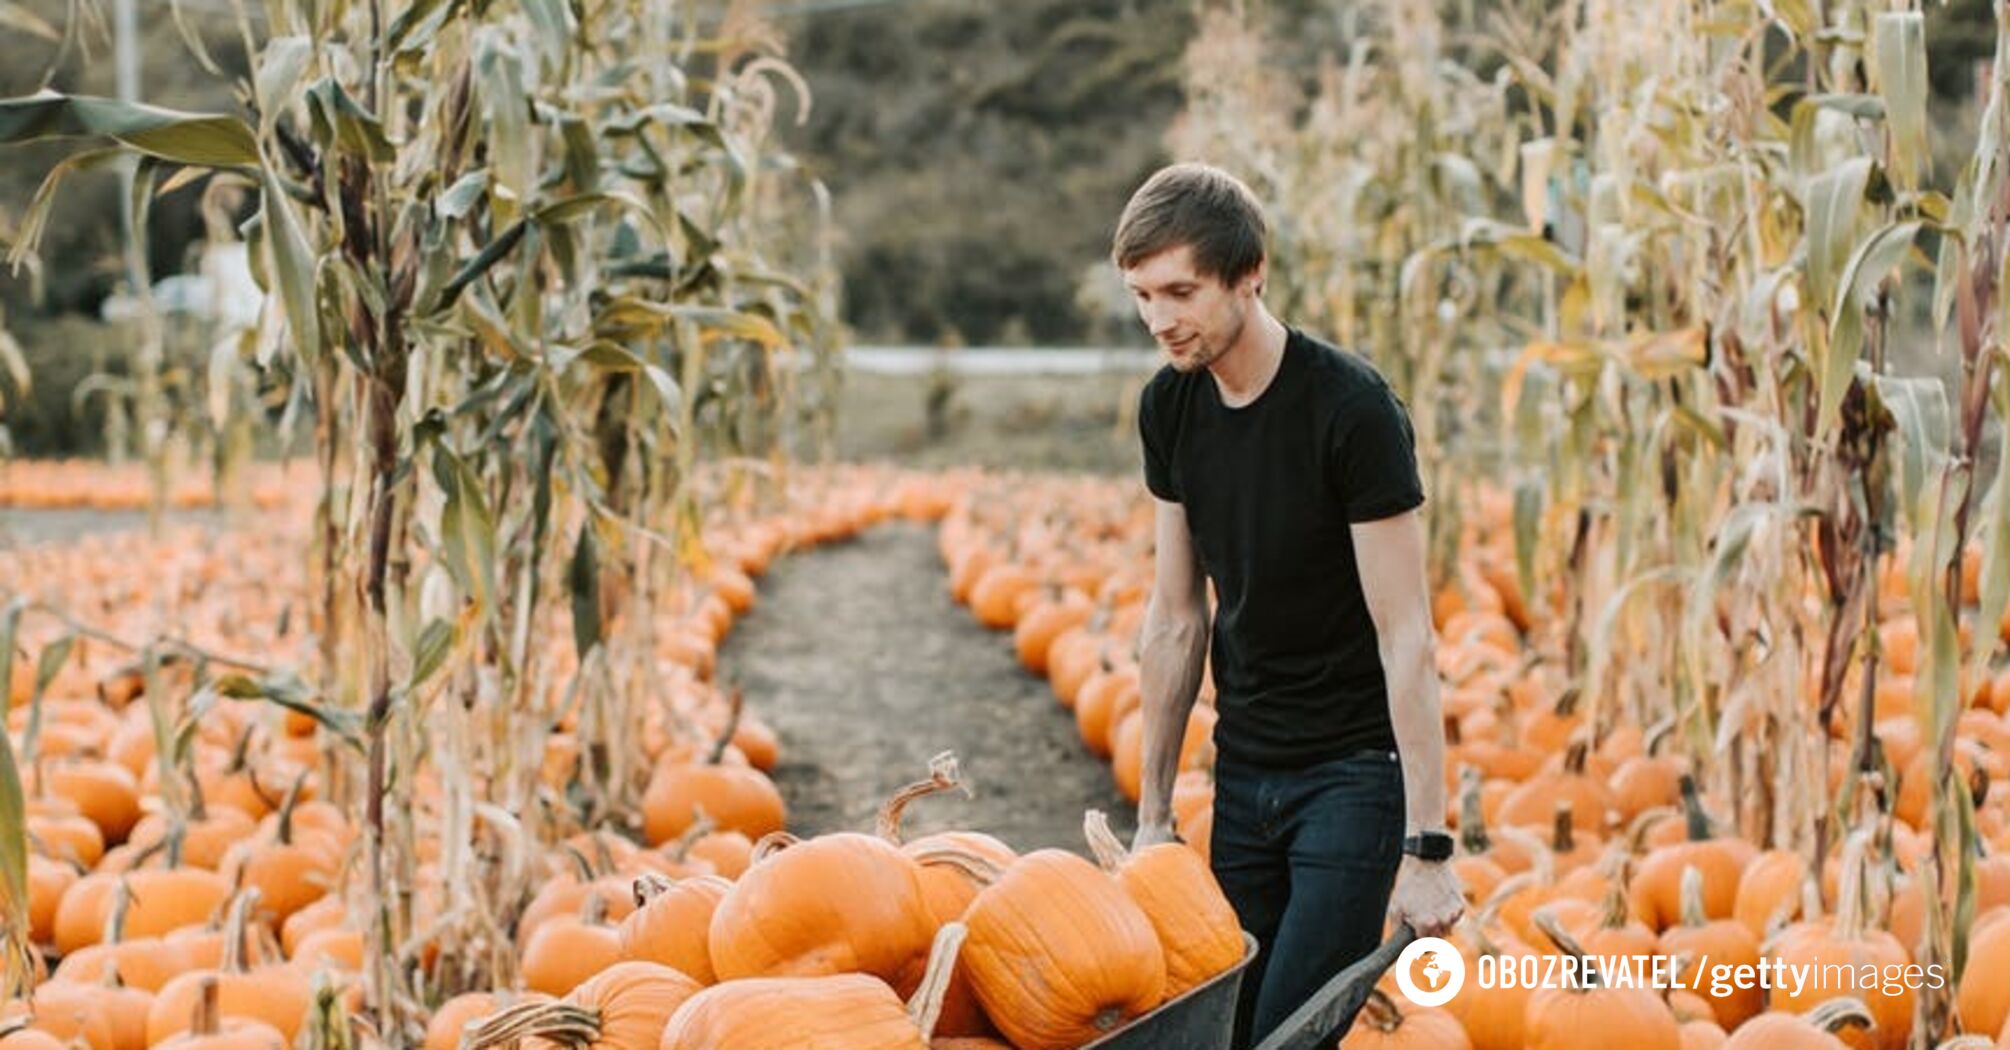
[1394,936,1466,1007]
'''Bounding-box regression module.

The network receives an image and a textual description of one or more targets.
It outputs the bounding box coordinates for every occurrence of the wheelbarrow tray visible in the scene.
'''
[1079,932,1259,1050]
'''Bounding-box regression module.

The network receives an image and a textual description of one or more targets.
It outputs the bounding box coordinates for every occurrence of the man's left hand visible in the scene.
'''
[1388,856,1465,938]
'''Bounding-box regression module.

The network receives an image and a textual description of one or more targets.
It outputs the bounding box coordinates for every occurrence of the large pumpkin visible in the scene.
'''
[707,831,938,994]
[1768,833,1911,1050]
[617,874,731,984]
[931,845,1166,1050]
[1523,911,1680,1050]
[661,923,966,1049]
[460,961,700,1050]
[1339,989,1473,1049]
[1082,810,1244,997]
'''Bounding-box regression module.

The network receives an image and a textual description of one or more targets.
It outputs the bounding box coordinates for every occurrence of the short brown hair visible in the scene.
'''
[1111,162,1268,285]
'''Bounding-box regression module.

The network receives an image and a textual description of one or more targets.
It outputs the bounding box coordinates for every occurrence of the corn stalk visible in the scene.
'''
[1176,0,2001,1040]
[0,0,831,1040]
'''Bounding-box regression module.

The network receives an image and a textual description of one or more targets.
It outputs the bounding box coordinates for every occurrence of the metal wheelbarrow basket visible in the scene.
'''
[1080,923,1418,1050]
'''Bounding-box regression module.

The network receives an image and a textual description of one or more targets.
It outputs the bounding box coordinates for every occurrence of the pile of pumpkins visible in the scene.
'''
[934,475,2010,1049]
[2,463,1251,1050]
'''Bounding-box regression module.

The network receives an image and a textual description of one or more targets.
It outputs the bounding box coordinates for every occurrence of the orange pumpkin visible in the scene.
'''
[617,874,730,984]
[642,760,785,844]
[1768,833,1912,1050]
[1524,911,1680,1050]
[707,832,938,994]
[932,846,1167,1050]
[1658,867,1762,1031]
[1629,777,1755,931]
[460,961,701,1050]
[1339,990,1473,1049]
[1722,999,1874,1049]
[660,923,967,1049]
[1082,810,1244,998]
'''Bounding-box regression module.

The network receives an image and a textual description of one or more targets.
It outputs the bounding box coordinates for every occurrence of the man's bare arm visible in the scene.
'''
[1134,497,1211,846]
[1353,506,1463,935]
[1351,507,1446,836]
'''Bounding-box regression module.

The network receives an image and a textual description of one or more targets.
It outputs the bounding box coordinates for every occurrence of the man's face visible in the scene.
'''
[1120,244,1261,374]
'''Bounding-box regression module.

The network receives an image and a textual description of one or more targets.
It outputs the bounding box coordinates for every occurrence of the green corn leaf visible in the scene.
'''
[434,447,499,620]
[213,672,364,749]
[0,91,260,168]
[410,618,457,688]
[260,170,322,366]
[1822,221,1923,441]
[255,37,314,131]
[1804,157,1873,316]
[1872,12,1930,191]
[1974,366,2010,679]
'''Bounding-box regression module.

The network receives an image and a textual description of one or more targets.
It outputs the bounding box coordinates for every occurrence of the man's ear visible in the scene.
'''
[1248,258,1268,298]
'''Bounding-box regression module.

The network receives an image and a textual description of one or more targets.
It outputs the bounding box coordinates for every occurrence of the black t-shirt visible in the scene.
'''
[1138,327,1425,769]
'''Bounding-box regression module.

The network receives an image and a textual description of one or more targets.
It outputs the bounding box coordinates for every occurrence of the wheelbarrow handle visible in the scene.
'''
[1250,922,1419,1050]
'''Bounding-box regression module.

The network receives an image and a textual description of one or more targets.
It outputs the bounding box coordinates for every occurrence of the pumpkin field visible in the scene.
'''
[10,0,2010,1047]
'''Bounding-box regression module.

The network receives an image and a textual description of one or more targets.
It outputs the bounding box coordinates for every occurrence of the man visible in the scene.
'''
[1119,163,1464,1048]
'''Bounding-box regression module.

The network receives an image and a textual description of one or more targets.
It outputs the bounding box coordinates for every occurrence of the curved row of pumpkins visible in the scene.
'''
[3,465,1246,1050]
[0,461,306,513]
[933,476,2010,1050]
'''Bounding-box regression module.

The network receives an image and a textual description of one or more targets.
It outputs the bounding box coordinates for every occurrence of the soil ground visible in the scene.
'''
[718,519,1136,854]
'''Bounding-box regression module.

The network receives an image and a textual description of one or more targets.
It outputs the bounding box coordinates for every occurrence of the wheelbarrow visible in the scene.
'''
[1081,923,1418,1050]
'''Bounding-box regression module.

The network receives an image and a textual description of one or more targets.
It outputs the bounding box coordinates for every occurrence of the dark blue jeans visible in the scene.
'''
[1210,747,1406,1049]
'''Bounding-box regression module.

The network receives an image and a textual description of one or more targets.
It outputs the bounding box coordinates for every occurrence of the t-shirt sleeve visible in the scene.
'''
[1332,384,1425,522]
[1138,383,1181,502]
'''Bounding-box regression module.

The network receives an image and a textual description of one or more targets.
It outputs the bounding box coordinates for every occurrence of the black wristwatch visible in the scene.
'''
[1402,830,1454,862]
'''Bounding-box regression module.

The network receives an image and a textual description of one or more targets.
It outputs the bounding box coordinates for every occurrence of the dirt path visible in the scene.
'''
[719,520,1135,855]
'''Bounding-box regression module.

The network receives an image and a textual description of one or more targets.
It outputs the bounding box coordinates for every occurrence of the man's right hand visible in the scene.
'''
[1131,820,1180,852]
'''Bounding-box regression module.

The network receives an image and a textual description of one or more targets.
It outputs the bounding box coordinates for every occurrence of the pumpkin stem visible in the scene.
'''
[1082,810,1130,872]
[1835,830,1871,942]
[276,769,310,846]
[632,872,675,909]
[908,843,1005,887]
[192,975,221,1037]
[1530,907,1602,990]
[1361,988,1403,1033]
[750,831,800,863]
[705,687,744,766]
[103,877,133,945]
[557,843,596,881]
[875,751,967,844]
[186,767,209,822]
[1624,806,1677,855]
[1598,857,1635,930]
[1804,996,1875,1036]
[905,921,969,1040]
[669,808,717,863]
[1563,737,1590,777]
[461,1001,602,1050]
[1677,864,1708,929]
[1458,766,1490,854]
[220,887,263,973]
[1643,716,1676,757]
[1552,801,1575,854]
[1678,774,1711,841]
[579,891,610,927]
